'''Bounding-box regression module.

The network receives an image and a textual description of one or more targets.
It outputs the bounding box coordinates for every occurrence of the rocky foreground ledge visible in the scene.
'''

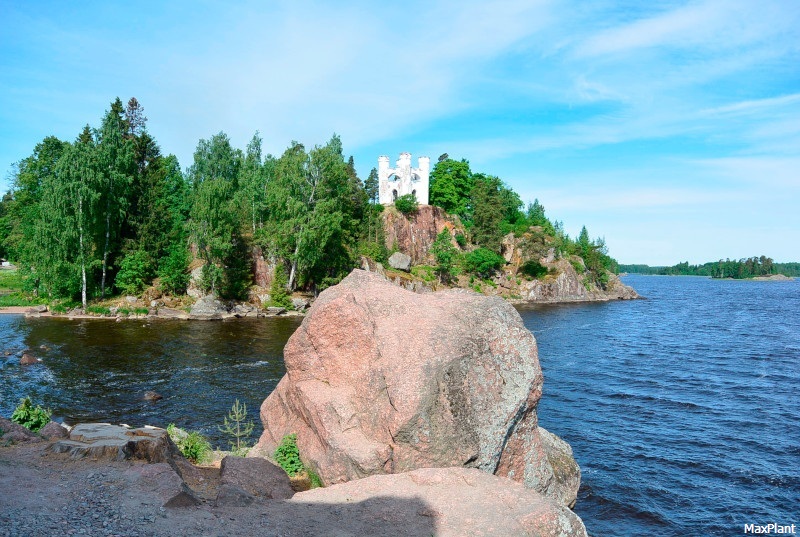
[1,420,586,536]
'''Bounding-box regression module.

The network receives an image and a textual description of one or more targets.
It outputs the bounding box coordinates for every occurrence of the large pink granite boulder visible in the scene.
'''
[252,269,579,505]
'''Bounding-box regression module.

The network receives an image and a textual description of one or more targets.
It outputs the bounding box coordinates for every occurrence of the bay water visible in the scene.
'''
[1,274,797,535]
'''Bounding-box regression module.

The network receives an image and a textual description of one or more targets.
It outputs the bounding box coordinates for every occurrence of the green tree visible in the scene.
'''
[218,399,255,455]
[465,248,505,278]
[261,135,360,291]
[43,138,101,307]
[96,98,135,297]
[187,132,244,296]
[429,158,472,216]
[158,243,190,295]
[236,132,267,234]
[431,229,459,282]
[470,174,504,252]
[364,167,379,204]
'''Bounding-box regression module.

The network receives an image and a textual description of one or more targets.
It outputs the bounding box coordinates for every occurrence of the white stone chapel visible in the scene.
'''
[378,152,430,205]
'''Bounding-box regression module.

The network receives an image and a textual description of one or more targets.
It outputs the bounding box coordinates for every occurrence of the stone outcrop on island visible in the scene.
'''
[251,269,581,508]
[383,205,461,265]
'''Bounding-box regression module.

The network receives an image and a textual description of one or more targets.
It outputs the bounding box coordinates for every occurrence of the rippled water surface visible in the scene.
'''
[2,275,798,535]
[0,317,302,446]
[521,275,800,536]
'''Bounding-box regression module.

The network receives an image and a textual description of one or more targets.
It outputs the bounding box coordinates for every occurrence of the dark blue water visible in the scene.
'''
[2,276,798,534]
[0,317,302,447]
[519,275,800,537]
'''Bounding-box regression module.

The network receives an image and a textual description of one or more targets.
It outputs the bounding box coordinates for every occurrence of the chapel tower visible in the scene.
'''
[378,153,430,205]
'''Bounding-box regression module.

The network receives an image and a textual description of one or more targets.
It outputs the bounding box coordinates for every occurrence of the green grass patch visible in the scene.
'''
[0,292,44,307]
[410,265,436,283]
[0,270,24,291]
[133,307,149,315]
[86,305,112,315]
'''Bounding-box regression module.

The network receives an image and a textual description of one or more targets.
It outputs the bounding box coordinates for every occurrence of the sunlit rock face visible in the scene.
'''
[252,269,580,506]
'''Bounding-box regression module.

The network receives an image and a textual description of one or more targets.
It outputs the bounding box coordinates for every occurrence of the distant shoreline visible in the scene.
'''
[621,273,795,281]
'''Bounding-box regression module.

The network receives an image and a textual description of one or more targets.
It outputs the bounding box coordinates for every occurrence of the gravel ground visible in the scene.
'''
[0,442,300,537]
[0,442,430,537]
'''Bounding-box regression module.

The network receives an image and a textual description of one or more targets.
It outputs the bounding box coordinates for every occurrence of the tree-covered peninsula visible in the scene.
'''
[0,98,623,310]
[620,258,800,279]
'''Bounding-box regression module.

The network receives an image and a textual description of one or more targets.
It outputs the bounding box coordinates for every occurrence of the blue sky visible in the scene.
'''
[1,0,798,265]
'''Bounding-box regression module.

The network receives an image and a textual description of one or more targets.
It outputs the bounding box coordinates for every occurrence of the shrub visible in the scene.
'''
[454,233,467,248]
[86,305,111,315]
[465,248,505,278]
[411,265,436,283]
[520,260,548,279]
[275,433,304,477]
[394,194,418,215]
[167,424,211,464]
[133,307,149,315]
[569,259,585,274]
[358,241,389,264]
[115,249,152,295]
[11,397,51,432]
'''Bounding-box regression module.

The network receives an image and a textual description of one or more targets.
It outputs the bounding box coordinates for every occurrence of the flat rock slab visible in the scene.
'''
[283,467,587,537]
[50,423,173,462]
[155,307,189,319]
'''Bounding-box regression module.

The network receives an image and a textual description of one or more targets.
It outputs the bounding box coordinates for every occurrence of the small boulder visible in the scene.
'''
[39,421,69,440]
[218,456,294,500]
[538,426,581,509]
[189,295,228,320]
[143,390,163,402]
[0,417,42,443]
[156,307,189,319]
[124,463,200,508]
[20,352,39,365]
[291,298,309,312]
[388,251,412,272]
[266,306,286,315]
[214,484,255,507]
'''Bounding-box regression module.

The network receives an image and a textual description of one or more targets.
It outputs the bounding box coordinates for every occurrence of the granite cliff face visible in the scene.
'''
[251,269,581,509]
[382,205,462,265]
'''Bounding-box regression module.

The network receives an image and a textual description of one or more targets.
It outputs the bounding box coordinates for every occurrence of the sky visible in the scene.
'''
[1,0,798,265]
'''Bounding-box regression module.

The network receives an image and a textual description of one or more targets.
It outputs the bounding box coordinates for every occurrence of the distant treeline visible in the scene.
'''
[620,257,800,278]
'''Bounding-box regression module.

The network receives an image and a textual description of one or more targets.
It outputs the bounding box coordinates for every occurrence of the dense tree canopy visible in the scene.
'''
[0,98,629,305]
